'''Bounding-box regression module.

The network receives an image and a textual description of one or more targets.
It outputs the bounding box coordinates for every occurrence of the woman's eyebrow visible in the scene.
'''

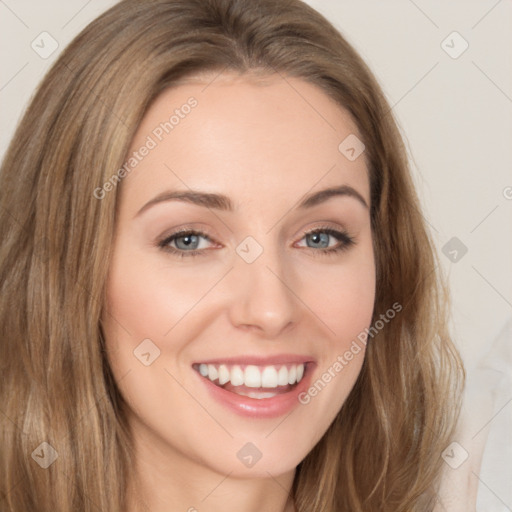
[135,184,368,217]
[297,185,368,209]
[136,190,233,216]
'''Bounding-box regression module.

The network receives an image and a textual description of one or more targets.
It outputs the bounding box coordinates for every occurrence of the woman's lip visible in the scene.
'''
[192,354,315,366]
[194,362,315,419]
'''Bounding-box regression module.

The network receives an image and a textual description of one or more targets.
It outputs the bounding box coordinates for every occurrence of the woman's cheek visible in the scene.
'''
[299,253,375,339]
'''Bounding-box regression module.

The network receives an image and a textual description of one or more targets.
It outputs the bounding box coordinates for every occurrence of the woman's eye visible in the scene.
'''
[296,228,354,254]
[158,227,354,258]
[159,230,214,256]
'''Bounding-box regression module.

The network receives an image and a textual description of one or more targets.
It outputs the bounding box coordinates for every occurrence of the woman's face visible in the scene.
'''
[103,73,375,479]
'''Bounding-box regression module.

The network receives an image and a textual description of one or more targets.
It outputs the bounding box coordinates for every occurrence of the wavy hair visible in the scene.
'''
[0,0,464,510]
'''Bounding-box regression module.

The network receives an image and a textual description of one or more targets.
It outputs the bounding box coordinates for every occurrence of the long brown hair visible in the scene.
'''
[0,0,464,510]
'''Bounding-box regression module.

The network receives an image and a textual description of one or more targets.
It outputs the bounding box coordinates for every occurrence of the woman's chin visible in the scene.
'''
[184,436,310,480]
[207,456,301,480]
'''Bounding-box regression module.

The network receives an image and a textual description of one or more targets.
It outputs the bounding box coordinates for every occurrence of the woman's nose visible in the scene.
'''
[226,243,301,339]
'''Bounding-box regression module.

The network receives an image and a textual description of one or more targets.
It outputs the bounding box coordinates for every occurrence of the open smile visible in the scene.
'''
[192,357,315,418]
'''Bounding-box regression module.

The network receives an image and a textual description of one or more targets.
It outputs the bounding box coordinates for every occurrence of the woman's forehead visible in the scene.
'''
[120,74,370,214]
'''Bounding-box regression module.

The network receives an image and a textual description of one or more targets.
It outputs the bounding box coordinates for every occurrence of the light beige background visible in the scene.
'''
[1,1,511,510]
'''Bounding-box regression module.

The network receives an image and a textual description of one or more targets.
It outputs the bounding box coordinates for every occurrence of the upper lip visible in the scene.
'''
[193,354,315,366]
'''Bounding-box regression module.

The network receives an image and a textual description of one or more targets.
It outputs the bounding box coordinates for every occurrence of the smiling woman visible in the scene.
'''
[0,1,464,511]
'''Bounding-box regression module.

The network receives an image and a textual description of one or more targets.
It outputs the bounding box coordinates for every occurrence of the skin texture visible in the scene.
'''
[102,73,376,512]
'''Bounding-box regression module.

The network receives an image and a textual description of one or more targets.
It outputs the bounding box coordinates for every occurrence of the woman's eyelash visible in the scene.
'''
[158,229,214,258]
[298,227,355,256]
[157,226,355,258]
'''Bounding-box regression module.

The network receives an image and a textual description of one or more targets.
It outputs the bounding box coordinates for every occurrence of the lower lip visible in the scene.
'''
[195,365,314,419]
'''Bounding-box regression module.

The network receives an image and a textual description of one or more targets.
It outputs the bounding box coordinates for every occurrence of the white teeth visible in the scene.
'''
[236,390,278,399]
[218,364,230,385]
[296,363,304,382]
[261,366,278,388]
[277,366,289,386]
[244,365,261,388]
[198,363,306,389]
[288,365,297,385]
[230,365,244,386]
[207,364,218,381]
